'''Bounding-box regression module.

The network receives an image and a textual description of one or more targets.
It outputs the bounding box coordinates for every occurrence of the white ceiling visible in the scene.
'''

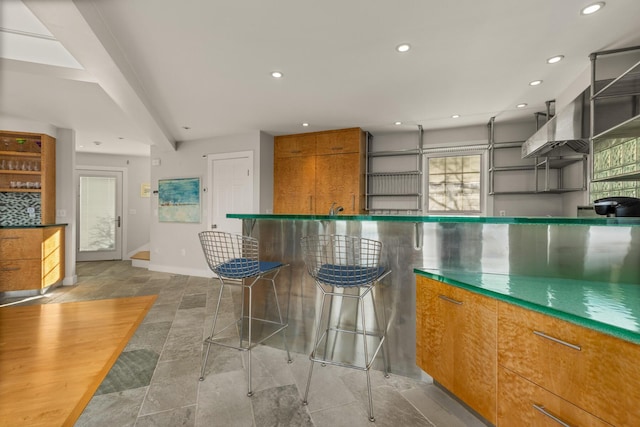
[2,0,640,157]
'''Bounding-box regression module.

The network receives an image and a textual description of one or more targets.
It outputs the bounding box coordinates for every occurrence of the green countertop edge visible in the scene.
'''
[228,213,640,226]
[0,223,68,229]
[414,268,640,345]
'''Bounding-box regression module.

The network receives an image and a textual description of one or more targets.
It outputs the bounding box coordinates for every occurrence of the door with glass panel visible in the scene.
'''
[76,170,123,261]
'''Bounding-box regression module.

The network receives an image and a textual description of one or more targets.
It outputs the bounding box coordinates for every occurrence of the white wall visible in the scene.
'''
[55,128,77,285]
[148,131,267,277]
[76,152,151,256]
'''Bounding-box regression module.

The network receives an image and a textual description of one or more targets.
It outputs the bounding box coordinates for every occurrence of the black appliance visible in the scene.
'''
[593,197,640,217]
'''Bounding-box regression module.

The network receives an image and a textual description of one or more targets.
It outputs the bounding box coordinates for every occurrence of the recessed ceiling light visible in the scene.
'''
[182,126,191,130]
[271,71,283,78]
[516,103,528,108]
[302,123,309,127]
[529,80,543,86]
[93,141,102,146]
[547,55,564,64]
[118,136,124,140]
[394,121,402,125]
[396,44,411,53]
[451,114,460,119]
[581,2,605,15]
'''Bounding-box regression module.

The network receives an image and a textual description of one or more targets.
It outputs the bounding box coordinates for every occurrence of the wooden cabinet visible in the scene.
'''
[416,276,497,424]
[273,128,365,214]
[0,226,65,292]
[0,130,56,224]
[417,274,640,426]
[498,301,640,427]
[498,367,613,427]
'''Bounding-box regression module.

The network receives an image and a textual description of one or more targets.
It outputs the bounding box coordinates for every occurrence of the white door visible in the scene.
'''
[76,170,123,261]
[208,151,254,234]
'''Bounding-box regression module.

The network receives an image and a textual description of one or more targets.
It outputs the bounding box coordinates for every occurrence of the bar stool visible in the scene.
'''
[198,231,292,397]
[300,234,391,422]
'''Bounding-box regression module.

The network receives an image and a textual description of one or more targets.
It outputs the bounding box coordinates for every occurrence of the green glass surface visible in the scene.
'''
[228,213,640,227]
[414,268,640,345]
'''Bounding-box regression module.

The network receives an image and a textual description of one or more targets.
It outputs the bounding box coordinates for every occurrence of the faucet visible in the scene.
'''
[329,202,344,216]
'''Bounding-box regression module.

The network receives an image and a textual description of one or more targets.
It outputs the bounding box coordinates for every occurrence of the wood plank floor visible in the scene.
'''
[0,295,157,427]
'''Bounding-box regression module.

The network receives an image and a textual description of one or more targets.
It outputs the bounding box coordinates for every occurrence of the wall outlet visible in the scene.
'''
[129,209,136,215]
[57,209,66,217]
[180,248,186,256]
[499,210,506,217]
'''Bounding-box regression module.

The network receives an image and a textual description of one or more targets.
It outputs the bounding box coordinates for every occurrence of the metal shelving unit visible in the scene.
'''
[590,45,640,182]
[365,126,423,213]
[488,117,587,195]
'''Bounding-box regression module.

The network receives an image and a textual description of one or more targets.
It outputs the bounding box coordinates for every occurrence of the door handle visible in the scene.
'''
[117,216,121,227]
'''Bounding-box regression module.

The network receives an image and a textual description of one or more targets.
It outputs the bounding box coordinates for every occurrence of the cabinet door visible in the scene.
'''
[416,276,497,424]
[274,134,316,158]
[416,276,456,392]
[0,229,41,260]
[0,259,42,291]
[273,156,316,213]
[314,153,363,214]
[498,301,640,427]
[454,287,497,423]
[498,367,614,427]
[315,128,363,155]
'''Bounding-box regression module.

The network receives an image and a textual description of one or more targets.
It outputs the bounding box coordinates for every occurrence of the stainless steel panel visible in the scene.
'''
[242,218,640,380]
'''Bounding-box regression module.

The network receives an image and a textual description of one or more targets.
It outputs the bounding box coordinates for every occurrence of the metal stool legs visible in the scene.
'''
[302,284,389,421]
[197,231,291,397]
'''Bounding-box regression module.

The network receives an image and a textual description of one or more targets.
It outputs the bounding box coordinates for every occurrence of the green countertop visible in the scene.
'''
[415,268,640,345]
[229,213,640,226]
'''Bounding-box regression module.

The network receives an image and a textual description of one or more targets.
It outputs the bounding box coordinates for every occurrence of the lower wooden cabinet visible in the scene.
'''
[416,275,640,426]
[498,301,640,427]
[0,226,65,292]
[416,276,497,424]
[498,367,613,427]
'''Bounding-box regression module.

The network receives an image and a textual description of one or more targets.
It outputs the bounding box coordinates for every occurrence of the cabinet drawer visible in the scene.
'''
[498,302,640,426]
[0,259,42,290]
[315,128,362,155]
[0,229,41,260]
[274,134,316,158]
[498,367,613,427]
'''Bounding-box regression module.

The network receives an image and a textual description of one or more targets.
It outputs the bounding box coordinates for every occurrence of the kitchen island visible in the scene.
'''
[228,213,640,380]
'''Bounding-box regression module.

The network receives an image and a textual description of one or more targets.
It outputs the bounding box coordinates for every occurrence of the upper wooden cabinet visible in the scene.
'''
[273,128,365,214]
[0,130,56,224]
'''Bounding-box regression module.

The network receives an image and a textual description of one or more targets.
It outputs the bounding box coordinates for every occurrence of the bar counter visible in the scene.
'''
[229,213,640,379]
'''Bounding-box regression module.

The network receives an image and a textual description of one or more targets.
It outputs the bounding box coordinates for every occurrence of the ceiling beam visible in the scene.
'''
[22,0,176,152]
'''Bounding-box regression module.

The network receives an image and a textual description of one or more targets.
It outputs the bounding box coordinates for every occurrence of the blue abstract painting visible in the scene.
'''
[158,177,201,223]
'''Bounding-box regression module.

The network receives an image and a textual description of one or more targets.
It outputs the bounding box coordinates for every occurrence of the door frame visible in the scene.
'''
[207,151,254,233]
[75,165,128,261]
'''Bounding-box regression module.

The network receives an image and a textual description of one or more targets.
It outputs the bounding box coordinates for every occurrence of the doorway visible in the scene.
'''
[207,151,254,234]
[76,169,124,261]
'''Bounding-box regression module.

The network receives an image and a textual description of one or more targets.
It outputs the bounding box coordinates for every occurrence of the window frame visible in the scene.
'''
[423,148,487,215]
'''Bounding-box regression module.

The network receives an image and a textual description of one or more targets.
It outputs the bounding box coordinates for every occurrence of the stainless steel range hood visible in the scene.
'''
[521,90,590,158]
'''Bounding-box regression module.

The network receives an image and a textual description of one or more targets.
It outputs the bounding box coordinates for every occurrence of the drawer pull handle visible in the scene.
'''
[533,404,574,427]
[533,330,581,351]
[0,237,20,240]
[330,146,343,151]
[290,150,302,154]
[438,295,463,305]
[1,267,20,271]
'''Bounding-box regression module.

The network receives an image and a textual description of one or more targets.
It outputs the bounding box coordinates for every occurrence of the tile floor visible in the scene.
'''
[1,261,488,427]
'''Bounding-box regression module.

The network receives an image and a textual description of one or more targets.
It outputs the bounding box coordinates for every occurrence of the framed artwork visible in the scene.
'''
[158,177,201,223]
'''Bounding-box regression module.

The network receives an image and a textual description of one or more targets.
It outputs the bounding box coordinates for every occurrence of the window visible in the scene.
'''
[427,154,482,213]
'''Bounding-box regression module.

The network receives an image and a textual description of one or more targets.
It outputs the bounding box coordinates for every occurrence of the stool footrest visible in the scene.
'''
[310,328,386,371]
